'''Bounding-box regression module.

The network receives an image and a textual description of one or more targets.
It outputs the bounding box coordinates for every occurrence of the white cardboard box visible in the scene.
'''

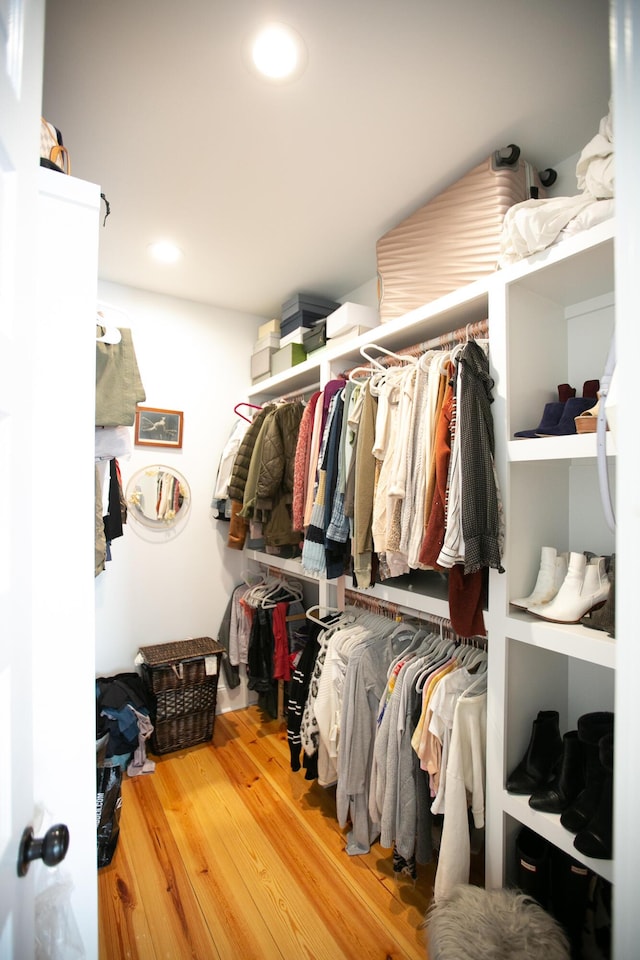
[279,327,306,348]
[326,302,379,338]
[251,345,277,381]
[258,318,280,339]
[253,332,280,353]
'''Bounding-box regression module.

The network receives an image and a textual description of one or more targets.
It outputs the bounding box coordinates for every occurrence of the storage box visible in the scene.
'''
[279,312,316,337]
[253,332,280,353]
[251,345,277,382]
[303,320,327,354]
[281,293,340,323]
[279,327,306,348]
[325,302,379,338]
[325,325,375,350]
[258,318,280,339]
[271,342,307,376]
[138,637,224,754]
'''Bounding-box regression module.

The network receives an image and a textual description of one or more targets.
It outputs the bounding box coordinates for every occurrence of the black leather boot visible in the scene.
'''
[581,552,615,637]
[561,712,614,834]
[550,846,591,959]
[574,732,614,860]
[515,826,551,908]
[529,729,585,813]
[507,710,563,794]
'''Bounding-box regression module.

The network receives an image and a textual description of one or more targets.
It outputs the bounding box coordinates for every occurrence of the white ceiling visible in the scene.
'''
[42,0,611,321]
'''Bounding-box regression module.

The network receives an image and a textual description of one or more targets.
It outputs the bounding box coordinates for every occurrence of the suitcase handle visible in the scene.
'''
[493,144,521,168]
[539,167,558,188]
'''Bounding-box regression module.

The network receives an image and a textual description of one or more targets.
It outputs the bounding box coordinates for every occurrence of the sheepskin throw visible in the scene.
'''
[426,885,570,960]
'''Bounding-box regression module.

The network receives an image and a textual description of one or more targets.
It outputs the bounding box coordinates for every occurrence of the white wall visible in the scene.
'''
[94,281,264,706]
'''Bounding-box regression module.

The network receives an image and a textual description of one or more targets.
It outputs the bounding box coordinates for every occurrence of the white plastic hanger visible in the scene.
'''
[360,343,417,367]
[96,304,123,344]
[305,603,343,627]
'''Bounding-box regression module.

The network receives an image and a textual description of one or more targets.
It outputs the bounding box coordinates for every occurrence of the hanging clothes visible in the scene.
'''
[292,390,322,532]
[95,326,146,427]
[433,687,487,901]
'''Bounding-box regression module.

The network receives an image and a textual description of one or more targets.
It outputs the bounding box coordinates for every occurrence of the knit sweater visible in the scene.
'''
[291,391,321,532]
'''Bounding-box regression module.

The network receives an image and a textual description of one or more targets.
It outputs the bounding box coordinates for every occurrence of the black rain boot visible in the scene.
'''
[506,710,563,794]
[515,826,551,908]
[574,732,614,860]
[529,729,585,813]
[561,712,614,834]
[550,846,591,959]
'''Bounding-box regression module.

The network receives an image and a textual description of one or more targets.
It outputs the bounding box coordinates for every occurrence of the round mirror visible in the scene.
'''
[126,465,190,531]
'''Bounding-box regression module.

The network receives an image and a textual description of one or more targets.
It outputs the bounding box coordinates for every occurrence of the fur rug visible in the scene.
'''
[425,885,570,960]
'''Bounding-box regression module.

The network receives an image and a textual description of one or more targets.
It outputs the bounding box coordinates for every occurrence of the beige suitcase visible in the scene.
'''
[376,145,555,322]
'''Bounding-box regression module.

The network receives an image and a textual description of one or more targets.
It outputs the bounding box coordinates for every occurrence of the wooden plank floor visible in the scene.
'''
[98,705,438,960]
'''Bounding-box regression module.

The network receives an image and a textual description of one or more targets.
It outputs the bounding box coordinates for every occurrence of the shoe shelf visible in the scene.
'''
[507,432,616,462]
[501,797,613,884]
[505,612,615,668]
[486,219,617,892]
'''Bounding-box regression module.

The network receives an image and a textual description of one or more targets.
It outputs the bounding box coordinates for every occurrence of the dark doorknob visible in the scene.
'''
[17,823,69,877]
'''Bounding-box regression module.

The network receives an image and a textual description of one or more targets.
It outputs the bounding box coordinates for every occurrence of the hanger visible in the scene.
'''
[305,603,343,627]
[360,343,418,367]
[96,300,132,344]
[348,365,375,384]
[259,576,304,608]
[234,402,262,423]
[96,312,122,344]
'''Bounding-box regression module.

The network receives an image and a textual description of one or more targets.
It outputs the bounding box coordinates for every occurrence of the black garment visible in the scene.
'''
[247,607,274,694]
[103,457,125,544]
[323,388,350,580]
[287,623,321,771]
[457,340,503,574]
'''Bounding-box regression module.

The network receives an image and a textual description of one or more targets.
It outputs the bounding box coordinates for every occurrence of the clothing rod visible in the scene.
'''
[343,588,400,620]
[340,318,488,378]
[276,383,321,404]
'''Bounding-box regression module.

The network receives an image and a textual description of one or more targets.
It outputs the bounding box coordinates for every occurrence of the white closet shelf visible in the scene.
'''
[502,791,613,884]
[500,216,615,305]
[347,572,451,620]
[508,433,616,462]
[505,611,616,668]
[244,549,334,583]
[246,549,453,620]
[247,281,490,402]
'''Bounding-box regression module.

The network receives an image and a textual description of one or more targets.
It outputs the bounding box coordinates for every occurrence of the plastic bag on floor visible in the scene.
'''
[35,870,85,960]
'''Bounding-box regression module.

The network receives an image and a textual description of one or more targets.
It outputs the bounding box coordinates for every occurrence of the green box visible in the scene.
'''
[271,342,307,376]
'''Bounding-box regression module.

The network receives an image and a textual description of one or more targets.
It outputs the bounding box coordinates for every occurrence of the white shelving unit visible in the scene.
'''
[244,215,616,894]
[486,216,616,892]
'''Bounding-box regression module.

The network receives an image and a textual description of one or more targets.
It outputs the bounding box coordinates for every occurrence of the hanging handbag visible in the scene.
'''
[40,117,71,174]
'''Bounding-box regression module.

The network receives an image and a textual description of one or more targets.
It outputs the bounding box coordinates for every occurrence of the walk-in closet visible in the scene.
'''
[5,2,639,959]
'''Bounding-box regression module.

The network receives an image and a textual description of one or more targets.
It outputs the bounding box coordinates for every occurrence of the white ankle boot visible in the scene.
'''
[529,553,610,624]
[511,547,568,609]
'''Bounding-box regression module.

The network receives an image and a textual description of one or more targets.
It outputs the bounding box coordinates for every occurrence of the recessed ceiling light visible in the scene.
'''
[148,240,182,264]
[247,22,307,82]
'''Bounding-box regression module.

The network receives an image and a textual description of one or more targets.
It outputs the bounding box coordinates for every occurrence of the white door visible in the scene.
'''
[1,1,98,957]
[0,0,47,955]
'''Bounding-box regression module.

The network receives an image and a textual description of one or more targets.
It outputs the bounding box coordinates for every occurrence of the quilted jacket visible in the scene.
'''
[251,401,305,547]
[227,404,275,504]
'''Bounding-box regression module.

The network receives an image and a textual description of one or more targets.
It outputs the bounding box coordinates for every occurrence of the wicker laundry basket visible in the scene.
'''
[138,637,224,755]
